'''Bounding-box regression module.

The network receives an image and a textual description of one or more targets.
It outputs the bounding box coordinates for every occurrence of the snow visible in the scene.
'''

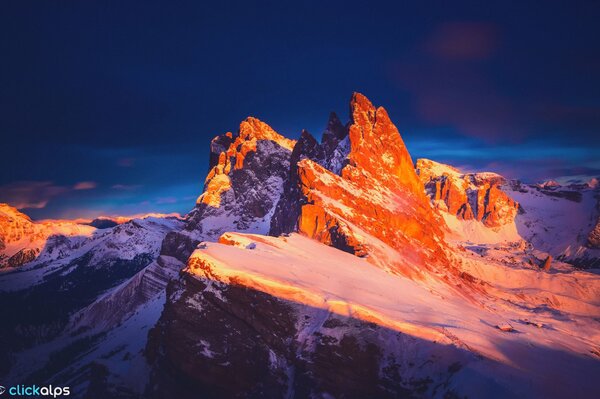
[507,184,600,263]
[417,158,463,179]
[442,212,521,244]
[187,232,600,399]
[0,216,183,292]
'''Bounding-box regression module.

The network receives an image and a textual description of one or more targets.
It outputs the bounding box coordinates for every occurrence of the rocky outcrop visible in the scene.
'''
[6,248,38,268]
[416,159,519,228]
[272,94,448,274]
[542,255,553,271]
[588,222,600,248]
[588,195,600,249]
[186,118,294,240]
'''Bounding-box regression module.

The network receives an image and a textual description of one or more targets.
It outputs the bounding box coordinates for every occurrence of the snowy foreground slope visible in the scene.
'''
[146,232,600,399]
[1,92,599,398]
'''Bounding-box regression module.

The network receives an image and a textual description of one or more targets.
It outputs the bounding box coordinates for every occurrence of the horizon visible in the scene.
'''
[2,1,599,219]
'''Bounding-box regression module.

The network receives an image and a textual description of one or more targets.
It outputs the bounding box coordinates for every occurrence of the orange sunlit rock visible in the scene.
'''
[197,117,296,208]
[417,158,519,228]
[281,93,450,276]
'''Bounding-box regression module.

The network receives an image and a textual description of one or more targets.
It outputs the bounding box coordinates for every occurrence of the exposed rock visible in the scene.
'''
[186,118,294,240]
[145,266,469,399]
[160,231,200,263]
[6,248,38,268]
[587,196,600,249]
[496,323,515,332]
[542,255,553,271]
[588,221,600,248]
[416,159,519,228]
[345,93,424,194]
[272,93,448,275]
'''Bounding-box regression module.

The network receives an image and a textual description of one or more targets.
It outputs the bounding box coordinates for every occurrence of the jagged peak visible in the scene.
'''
[344,93,423,194]
[292,130,322,166]
[322,112,347,142]
[238,117,296,151]
[349,92,377,127]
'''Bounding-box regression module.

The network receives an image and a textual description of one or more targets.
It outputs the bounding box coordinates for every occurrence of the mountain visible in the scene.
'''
[417,158,600,268]
[271,94,448,277]
[0,204,96,268]
[416,158,519,228]
[1,93,599,398]
[147,232,600,399]
[185,117,295,241]
[144,94,600,398]
[0,214,183,379]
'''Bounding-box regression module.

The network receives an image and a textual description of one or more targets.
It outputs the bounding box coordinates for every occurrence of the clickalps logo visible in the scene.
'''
[0,385,70,397]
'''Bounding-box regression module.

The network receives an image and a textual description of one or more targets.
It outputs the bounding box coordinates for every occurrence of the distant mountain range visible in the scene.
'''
[1,93,599,398]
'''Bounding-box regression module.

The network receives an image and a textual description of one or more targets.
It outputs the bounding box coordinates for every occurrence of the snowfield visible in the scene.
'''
[187,232,600,399]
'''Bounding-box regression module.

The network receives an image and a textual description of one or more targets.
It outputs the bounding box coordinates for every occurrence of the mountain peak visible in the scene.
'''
[322,112,347,142]
[344,93,423,195]
[239,117,295,151]
[349,92,376,126]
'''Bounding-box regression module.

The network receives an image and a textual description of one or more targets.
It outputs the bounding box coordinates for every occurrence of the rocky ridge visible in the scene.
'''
[416,158,519,228]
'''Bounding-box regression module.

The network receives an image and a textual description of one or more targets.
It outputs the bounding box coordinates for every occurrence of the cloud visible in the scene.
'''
[0,181,69,209]
[389,60,522,141]
[73,181,97,190]
[425,22,498,61]
[111,184,142,190]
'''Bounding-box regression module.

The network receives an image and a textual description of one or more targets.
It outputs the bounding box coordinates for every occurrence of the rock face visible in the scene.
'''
[588,195,600,249]
[416,158,519,228]
[269,112,350,236]
[542,255,553,271]
[272,94,448,274]
[186,117,295,240]
[146,276,462,399]
[589,221,600,248]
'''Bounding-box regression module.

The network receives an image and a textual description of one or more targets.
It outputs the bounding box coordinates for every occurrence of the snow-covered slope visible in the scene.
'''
[417,159,600,267]
[0,215,183,379]
[506,181,600,268]
[147,232,600,399]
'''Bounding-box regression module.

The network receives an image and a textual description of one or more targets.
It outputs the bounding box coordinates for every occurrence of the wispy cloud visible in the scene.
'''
[73,181,97,190]
[111,184,142,190]
[0,181,69,209]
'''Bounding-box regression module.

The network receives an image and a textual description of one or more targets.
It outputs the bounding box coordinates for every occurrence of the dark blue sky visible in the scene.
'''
[1,1,599,219]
